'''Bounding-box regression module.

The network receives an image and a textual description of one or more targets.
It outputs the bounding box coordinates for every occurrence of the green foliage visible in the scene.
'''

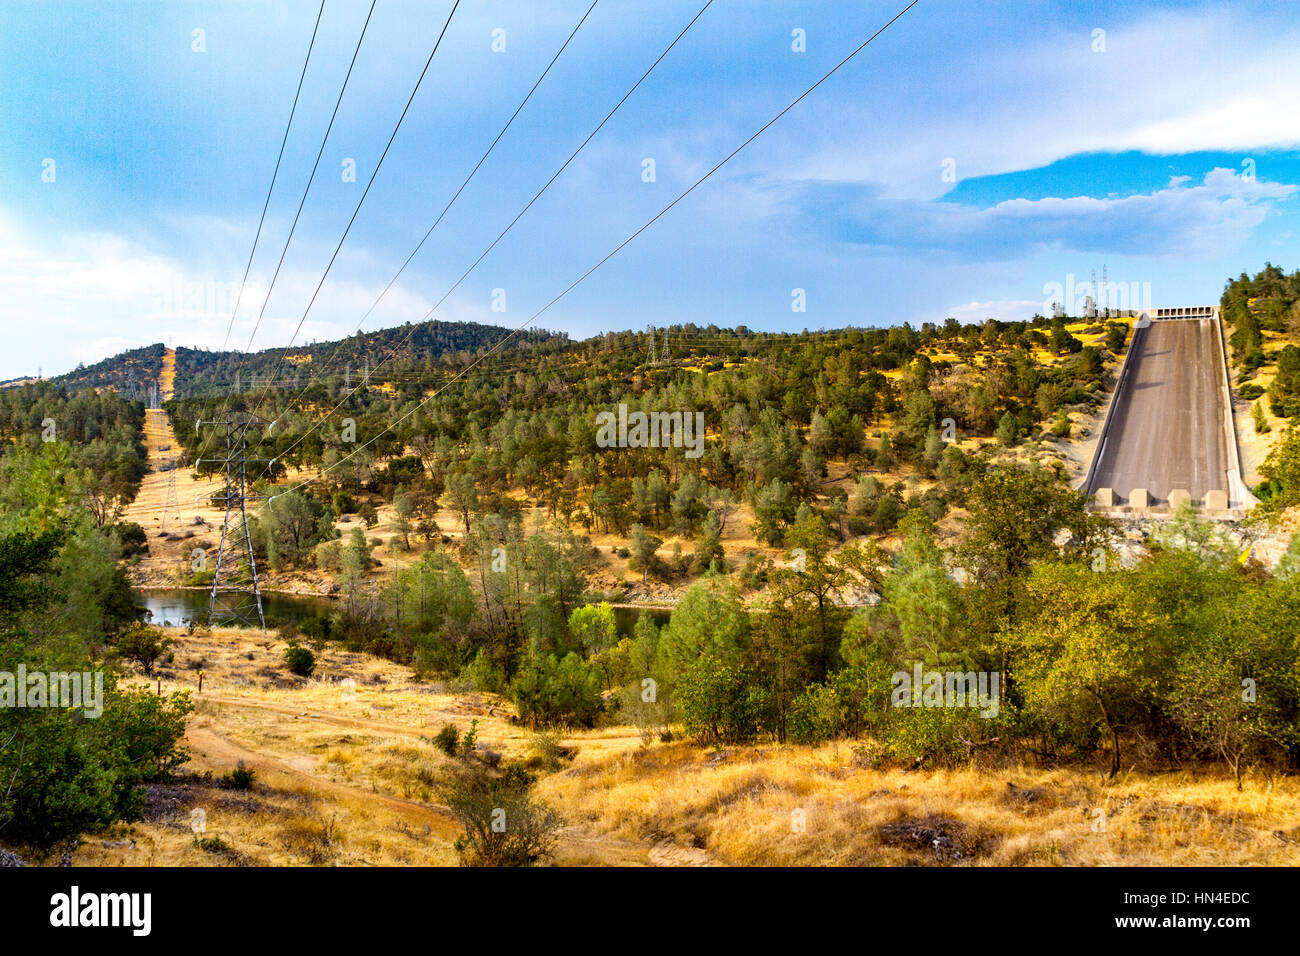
[256,490,338,570]
[113,623,172,675]
[509,652,604,728]
[1256,423,1300,511]
[219,762,256,790]
[995,411,1019,446]
[441,763,564,867]
[675,654,761,745]
[433,723,461,757]
[283,642,316,677]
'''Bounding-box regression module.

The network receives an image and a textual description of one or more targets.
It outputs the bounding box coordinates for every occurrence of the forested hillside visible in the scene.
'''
[0,381,149,528]
[1222,264,1300,511]
[51,343,164,398]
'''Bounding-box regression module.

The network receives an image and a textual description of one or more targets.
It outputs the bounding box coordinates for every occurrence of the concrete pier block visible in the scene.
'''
[1094,488,1115,508]
[1204,489,1228,511]
[1129,488,1150,509]
[1168,489,1192,510]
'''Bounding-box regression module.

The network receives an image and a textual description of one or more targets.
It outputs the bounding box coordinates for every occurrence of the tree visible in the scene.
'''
[958,464,1110,620]
[692,509,724,574]
[392,491,414,550]
[567,602,618,658]
[675,654,759,745]
[751,478,796,546]
[259,490,336,569]
[446,471,478,534]
[629,524,662,584]
[1007,562,1169,777]
[339,527,373,611]
[114,623,172,675]
[654,578,750,689]
[995,411,1019,446]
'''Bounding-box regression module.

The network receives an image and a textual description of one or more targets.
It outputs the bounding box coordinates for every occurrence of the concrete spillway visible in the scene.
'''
[1084,316,1252,513]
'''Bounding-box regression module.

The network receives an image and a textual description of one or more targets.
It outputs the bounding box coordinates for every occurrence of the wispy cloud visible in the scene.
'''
[789,168,1297,260]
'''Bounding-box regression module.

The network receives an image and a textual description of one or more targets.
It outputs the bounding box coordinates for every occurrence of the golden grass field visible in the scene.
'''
[61,625,1300,868]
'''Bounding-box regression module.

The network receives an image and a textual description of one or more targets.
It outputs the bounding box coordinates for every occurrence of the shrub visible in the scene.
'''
[114,623,172,676]
[509,653,604,728]
[112,521,149,557]
[441,765,563,867]
[194,835,232,853]
[219,761,256,790]
[283,642,316,677]
[432,723,460,757]
[675,654,760,745]
[787,683,846,744]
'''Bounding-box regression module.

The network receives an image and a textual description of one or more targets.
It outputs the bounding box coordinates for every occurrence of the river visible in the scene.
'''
[134,588,670,637]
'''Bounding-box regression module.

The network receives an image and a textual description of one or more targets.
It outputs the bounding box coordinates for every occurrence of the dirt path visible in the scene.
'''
[198,690,645,755]
[123,349,228,583]
[186,722,460,835]
[190,693,679,865]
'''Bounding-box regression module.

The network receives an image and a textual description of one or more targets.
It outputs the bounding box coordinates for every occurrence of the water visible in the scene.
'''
[134,588,672,636]
[134,588,334,628]
[613,605,671,637]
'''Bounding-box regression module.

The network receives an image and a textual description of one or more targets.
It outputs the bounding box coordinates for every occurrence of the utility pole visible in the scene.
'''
[196,416,272,630]
[161,455,179,534]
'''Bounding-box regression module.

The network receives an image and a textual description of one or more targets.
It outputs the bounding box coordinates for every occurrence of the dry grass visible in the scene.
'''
[53,625,1300,867]
[537,740,1300,866]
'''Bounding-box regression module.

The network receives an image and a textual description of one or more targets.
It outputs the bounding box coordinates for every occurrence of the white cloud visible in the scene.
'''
[800,167,1297,260]
[941,299,1044,325]
[0,206,492,379]
[768,6,1300,200]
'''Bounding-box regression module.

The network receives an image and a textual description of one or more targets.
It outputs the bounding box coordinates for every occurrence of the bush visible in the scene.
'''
[283,642,316,677]
[112,521,149,557]
[114,623,172,676]
[441,765,563,867]
[0,668,193,849]
[219,761,256,790]
[787,683,846,744]
[432,723,460,757]
[675,654,760,745]
[509,653,604,728]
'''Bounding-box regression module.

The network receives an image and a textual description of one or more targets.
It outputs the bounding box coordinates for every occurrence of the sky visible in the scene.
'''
[1,0,1298,380]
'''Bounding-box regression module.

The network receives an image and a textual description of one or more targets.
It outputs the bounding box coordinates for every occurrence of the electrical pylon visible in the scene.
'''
[160,455,180,534]
[196,416,272,630]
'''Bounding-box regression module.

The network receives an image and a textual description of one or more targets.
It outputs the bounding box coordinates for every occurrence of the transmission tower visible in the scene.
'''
[647,324,658,366]
[196,416,272,630]
[160,455,180,534]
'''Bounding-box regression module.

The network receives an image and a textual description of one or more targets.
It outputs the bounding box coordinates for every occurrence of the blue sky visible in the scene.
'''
[1,0,1298,379]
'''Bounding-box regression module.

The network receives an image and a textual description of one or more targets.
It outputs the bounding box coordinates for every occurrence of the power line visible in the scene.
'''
[244,0,462,426]
[234,0,380,363]
[217,0,327,357]
[251,0,717,474]
[272,0,600,420]
[273,0,922,498]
